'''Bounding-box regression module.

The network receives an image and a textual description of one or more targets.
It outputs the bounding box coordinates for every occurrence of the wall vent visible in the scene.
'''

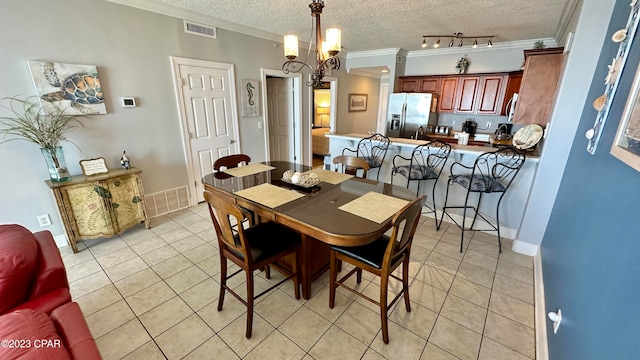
[145,186,190,218]
[183,20,217,39]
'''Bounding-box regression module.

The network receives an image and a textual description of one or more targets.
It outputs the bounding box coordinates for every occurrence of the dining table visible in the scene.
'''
[202,161,417,299]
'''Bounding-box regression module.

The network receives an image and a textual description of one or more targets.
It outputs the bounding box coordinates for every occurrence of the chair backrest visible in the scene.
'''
[203,189,250,263]
[470,147,526,192]
[332,155,369,178]
[410,140,451,179]
[213,154,251,172]
[344,134,390,169]
[383,195,426,269]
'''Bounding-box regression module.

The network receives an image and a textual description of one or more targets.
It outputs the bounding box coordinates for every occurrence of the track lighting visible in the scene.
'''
[421,32,495,49]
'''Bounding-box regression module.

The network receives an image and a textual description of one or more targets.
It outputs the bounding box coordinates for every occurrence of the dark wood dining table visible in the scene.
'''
[202,161,416,299]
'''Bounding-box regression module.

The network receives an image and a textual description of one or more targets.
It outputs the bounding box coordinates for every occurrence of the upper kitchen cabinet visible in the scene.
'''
[455,76,481,113]
[437,77,459,112]
[501,71,523,115]
[512,47,564,125]
[398,76,440,93]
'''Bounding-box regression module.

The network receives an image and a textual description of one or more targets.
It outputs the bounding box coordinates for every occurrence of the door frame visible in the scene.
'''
[306,75,338,165]
[261,69,302,163]
[170,56,240,206]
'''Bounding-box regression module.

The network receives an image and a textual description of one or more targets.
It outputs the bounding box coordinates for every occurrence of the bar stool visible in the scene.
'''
[342,133,390,181]
[439,147,525,252]
[391,140,451,227]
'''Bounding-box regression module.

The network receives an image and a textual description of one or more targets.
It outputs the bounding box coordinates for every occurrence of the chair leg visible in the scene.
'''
[380,274,390,344]
[356,268,363,283]
[437,182,452,230]
[470,193,483,229]
[264,265,271,279]
[217,255,227,311]
[245,270,254,338]
[431,180,439,228]
[402,256,411,312]
[460,188,473,253]
[496,195,506,253]
[329,251,337,309]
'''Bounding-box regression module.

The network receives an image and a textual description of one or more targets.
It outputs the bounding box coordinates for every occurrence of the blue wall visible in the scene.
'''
[542,1,640,358]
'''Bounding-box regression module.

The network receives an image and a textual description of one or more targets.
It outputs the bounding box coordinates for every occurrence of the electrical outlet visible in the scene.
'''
[486,121,492,129]
[37,214,51,227]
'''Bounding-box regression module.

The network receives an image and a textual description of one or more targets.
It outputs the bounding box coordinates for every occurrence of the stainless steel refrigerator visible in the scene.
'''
[386,93,438,139]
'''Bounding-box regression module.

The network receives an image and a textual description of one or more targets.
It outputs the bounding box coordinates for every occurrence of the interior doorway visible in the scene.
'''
[307,76,338,166]
[170,56,240,205]
[260,69,302,163]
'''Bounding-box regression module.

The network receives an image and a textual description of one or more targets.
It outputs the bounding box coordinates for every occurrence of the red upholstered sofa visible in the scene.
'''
[0,224,102,359]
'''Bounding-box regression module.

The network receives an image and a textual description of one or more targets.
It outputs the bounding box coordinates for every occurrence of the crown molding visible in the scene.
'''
[555,0,581,40]
[105,0,284,43]
[345,48,405,59]
[406,37,558,58]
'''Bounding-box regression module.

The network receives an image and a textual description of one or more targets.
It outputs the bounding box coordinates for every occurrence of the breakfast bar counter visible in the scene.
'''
[325,133,540,240]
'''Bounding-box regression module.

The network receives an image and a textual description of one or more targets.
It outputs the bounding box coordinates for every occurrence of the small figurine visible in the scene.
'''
[120,151,130,169]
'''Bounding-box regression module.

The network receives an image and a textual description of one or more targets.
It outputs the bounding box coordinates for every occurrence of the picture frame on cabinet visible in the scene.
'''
[611,61,640,172]
[349,94,367,112]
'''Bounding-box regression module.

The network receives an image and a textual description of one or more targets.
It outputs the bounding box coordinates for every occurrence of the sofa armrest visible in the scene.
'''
[13,288,71,315]
[31,231,69,299]
[50,302,102,360]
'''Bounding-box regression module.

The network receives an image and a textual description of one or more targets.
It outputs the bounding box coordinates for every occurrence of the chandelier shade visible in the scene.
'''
[282,0,341,87]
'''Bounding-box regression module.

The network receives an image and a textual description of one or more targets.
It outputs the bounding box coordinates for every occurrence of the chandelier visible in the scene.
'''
[421,32,494,49]
[282,0,341,87]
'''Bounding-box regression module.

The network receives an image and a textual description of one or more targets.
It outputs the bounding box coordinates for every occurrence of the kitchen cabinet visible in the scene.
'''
[513,47,564,125]
[501,71,523,115]
[455,76,481,113]
[398,76,440,93]
[46,167,149,253]
[476,75,508,114]
[437,77,459,112]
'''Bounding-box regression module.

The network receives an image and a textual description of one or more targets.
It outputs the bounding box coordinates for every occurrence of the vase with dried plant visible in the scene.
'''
[0,96,84,181]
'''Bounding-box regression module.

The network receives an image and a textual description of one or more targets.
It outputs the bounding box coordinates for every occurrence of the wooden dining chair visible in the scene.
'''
[213,153,254,228]
[204,189,301,338]
[328,194,426,344]
[213,154,251,172]
[332,155,370,178]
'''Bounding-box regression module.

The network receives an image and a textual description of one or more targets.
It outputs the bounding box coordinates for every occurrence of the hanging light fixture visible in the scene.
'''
[421,32,495,49]
[282,0,341,87]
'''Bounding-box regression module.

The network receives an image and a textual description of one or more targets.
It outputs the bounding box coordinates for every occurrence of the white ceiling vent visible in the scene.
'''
[183,20,217,39]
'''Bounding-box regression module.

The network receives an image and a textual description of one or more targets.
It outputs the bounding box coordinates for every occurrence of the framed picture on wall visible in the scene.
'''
[241,79,260,117]
[611,61,640,172]
[349,94,367,112]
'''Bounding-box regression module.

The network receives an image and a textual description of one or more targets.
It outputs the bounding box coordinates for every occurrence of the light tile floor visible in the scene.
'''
[62,203,535,360]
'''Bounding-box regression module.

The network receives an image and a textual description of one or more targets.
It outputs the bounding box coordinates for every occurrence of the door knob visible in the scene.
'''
[229,139,236,144]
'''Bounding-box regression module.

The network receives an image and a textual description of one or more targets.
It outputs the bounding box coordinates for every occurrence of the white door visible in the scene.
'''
[171,57,240,204]
[266,77,294,161]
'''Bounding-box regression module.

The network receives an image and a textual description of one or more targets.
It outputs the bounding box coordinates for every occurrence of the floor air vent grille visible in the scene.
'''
[145,186,190,218]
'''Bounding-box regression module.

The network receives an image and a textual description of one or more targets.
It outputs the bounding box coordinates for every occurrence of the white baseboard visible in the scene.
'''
[512,239,539,256]
[534,248,549,360]
[53,233,68,248]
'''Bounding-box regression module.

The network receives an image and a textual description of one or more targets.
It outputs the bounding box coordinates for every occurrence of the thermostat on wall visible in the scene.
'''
[120,97,136,108]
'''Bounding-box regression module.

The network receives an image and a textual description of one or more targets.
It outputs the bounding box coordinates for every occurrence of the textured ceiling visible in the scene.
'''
[143,0,574,52]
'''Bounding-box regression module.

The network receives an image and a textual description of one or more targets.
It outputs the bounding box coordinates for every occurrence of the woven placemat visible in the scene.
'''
[223,163,275,177]
[303,168,353,185]
[234,183,304,208]
[338,191,409,224]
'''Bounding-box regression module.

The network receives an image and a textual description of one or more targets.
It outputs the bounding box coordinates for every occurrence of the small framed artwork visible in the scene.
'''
[80,158,109,176]
[349,94,367,112]
[611,61,640,172]
[241,79,260,117]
